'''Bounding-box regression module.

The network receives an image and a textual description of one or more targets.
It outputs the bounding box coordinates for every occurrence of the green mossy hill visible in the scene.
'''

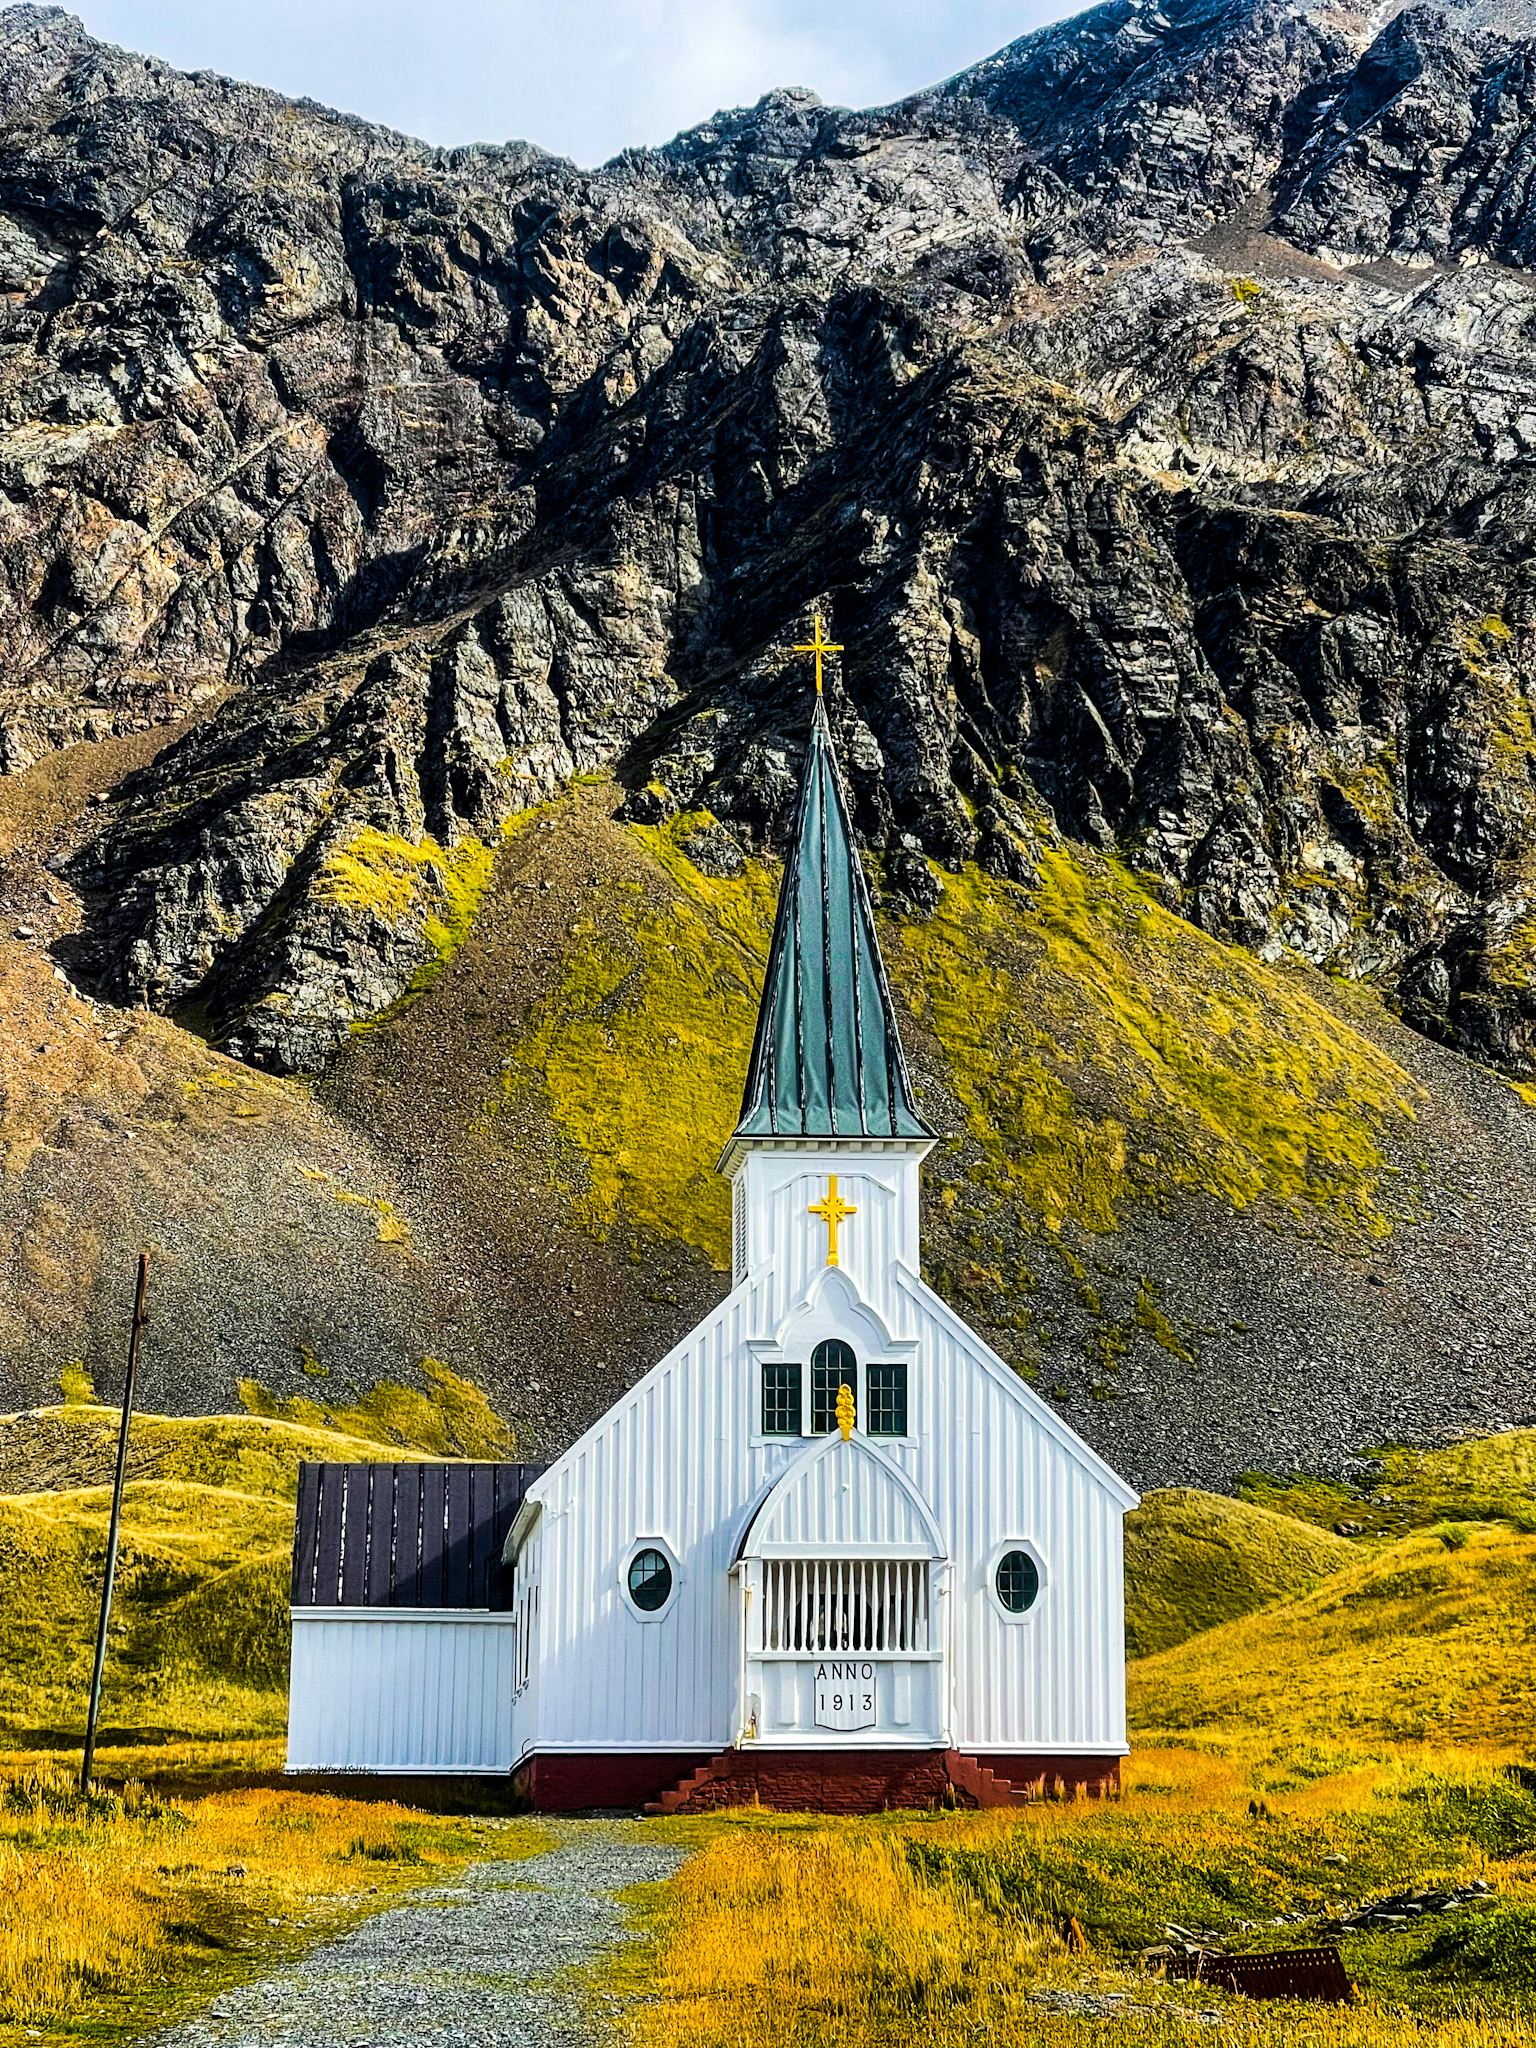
[0,1476,294,1744]
[236,1356,513,1460]
[889,851,1418,1237]
[1132,1520,1536,1750]
[501,809,778,1265]
[1125,1488,1356,1658]
[1239,1431,1536,1540]
[501,815,1419,1266]
[0,1391,505,1746]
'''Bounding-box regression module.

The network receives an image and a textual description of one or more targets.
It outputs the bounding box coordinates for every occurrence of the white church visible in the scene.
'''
[286,638,1139,1813]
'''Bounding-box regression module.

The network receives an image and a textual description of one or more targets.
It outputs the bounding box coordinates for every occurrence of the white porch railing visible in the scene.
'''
[757,1557,931,1655]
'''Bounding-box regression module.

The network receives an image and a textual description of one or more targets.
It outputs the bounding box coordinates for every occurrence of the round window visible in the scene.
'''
[628,1547,673,1612]
[995,1549,1040,1615]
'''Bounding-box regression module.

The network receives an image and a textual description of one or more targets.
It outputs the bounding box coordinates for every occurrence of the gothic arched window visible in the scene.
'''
[811,1339,857,1433]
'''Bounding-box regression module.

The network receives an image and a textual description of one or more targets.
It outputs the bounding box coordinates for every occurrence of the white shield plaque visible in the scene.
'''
[813,1660,876,1731]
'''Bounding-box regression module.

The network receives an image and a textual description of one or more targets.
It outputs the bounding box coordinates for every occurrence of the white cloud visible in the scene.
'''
[68,0,1072,164]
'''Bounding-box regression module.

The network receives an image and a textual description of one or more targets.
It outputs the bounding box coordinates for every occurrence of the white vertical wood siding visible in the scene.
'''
[745,1152,920,1337]
[514,1141,1134,1761]
[287,1614,517,1772]
[909,1285,1130,1753]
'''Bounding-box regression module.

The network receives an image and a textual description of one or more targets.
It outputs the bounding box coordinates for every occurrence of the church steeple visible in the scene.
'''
[734,673,933,1144]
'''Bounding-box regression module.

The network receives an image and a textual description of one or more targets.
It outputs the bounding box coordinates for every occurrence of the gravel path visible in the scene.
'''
[152,1820,684,2048]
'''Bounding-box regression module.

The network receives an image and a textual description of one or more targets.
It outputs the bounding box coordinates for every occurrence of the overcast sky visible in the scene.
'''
[71,2,1075,165]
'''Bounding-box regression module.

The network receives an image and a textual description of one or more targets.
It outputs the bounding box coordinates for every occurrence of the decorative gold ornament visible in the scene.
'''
[808,1174,857,1266]
[836,1382,855,1441]
[794,611,843,696]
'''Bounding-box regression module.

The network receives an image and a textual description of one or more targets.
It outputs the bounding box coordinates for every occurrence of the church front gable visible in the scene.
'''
[741,1428,944,1556]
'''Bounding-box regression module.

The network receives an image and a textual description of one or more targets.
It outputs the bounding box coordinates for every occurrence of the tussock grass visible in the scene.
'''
[0,1763,542,2038]
[627,1750,1536,2048]
[1131,1523,1536,1749]
[1125,1489,1356,1656]
[0,1390,513,1749]
[0,1478,294,1748]
[622,1826,1059,2048]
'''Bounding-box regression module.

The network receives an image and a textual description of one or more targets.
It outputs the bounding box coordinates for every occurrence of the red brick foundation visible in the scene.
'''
[981,1753,1123,1799]
[513,1747,1123,1814]
[512,1751,713,1812]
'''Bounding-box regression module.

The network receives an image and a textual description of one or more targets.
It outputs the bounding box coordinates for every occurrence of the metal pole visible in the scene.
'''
[81,1252,149,1794]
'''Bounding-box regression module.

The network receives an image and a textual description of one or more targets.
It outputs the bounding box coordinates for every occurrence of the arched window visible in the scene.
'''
[995,1549,1040,1615]
[628,1547,673,1612]
[811,1339,856,1433]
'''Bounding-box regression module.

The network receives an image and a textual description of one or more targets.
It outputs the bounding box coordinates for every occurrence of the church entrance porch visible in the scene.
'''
[738,1554,945,1746]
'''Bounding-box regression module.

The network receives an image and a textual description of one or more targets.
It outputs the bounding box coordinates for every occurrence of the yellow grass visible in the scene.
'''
[623,1825,1059,2048]
[624,1511,1536,2048]
[0,1765,547,2044]
[627,1747,1536,2048]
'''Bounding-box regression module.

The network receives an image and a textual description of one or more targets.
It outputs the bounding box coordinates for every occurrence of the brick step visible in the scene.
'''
[942,1748,1015,1809]
[643,1750,736,1816]
[643,1746,1044,1816]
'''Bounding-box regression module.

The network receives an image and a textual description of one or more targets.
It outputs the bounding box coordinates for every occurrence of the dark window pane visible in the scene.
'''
[867,1363,907,1436]
[995,1549,1040,1614]
[628,1547,673,1612]
[762,1363,802,1436]
[811,1339,857,1433]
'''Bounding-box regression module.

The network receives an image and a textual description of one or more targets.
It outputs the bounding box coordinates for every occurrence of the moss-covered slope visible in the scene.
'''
[1125,1488,1357,1658]
[1131,1518,1536,1750]
[6,766,1536,1490]
[0,1371,518,1752]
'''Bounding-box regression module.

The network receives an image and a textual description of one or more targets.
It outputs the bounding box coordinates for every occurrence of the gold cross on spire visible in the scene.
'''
[808,1174,857,1267]
[794,611,843,696]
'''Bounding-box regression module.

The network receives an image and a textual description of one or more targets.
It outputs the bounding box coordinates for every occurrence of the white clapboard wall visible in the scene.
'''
[285,1460,541,1774]
[505,1141,1136,1766]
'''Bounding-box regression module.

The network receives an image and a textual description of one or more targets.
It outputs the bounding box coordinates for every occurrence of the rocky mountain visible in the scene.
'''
[1,0,1535,1486]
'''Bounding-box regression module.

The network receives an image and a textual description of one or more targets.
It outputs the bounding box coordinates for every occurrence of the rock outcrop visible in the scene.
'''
[0,0,1524,1073]
[3,0,1536,1477]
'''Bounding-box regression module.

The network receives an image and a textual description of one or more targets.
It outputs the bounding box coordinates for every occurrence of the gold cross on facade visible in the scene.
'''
[808,1174,857,1267]
[794,612,843,696]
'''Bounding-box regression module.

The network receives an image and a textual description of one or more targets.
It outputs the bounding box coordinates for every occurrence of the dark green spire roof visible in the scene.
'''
[736,697,933,1142]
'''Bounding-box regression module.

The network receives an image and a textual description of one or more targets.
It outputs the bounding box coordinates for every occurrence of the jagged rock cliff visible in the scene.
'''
[1,0,1536,1478]
[0,0,1515,1074]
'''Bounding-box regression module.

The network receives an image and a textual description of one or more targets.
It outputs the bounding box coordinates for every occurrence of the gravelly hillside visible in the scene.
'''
[0,0,1534,1484]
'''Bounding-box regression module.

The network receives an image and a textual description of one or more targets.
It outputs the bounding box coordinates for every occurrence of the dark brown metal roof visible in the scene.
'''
[289,1461,544,1610]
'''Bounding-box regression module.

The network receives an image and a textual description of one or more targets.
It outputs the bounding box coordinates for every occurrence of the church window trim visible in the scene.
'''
[762,1361,803,1436]
[810,1339,857,1434]
[989,1538,1047,1624]
[865,1362,907,1437]
[620,1535,681,1622]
